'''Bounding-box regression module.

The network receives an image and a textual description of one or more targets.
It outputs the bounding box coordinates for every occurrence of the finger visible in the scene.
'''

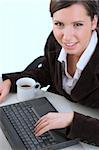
[35,112,53,125]
[0,88,2,92]
[0,90,7,103]
[35,119,56,136]
[35,124,50,136]
[34,116,49,133]
[34,121,49,135]
[0,83,4,90]
[0,95,5,103]
[34,118,47,131]
[34,115,48,126]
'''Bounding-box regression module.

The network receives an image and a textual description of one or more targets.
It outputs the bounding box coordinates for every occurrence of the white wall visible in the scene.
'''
[0,0,52,75]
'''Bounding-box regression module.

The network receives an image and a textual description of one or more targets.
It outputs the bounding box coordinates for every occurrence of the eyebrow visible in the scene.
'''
[53,19,85,23]
[72,21,85,23]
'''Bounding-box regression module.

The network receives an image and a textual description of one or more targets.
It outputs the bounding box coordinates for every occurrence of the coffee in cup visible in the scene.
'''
[16,77,41,101]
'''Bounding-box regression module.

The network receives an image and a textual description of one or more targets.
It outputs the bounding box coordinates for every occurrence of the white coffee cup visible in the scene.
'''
[16,77,41,101]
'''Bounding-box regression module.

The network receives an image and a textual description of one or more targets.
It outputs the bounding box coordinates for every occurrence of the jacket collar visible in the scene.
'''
[71,40,99,101]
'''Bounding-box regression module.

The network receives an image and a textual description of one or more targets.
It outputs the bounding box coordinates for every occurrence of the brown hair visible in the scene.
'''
[50,0,99,23]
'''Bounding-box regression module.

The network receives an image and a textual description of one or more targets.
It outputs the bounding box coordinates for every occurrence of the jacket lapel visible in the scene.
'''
[55,60,63,90]
[71,43,99,101]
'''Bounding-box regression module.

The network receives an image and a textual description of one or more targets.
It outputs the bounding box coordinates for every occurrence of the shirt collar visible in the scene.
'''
[58,47,66,63]
[77,30,98,70]
[58,30,98,71]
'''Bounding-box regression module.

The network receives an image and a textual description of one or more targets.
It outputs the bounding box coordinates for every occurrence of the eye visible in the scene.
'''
[54,21,64,28]
[73,23,83,28]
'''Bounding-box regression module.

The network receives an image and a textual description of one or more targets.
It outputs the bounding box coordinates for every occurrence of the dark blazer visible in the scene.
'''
[2,30,99,146]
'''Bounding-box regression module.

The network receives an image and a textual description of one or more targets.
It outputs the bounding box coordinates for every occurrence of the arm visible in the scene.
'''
[2,57,51,93]
[67,112,99,146]
[0,79,11,103]
[34,111,99,146]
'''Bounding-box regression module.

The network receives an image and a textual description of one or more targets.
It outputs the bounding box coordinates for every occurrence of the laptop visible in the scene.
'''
[0,97,79,150]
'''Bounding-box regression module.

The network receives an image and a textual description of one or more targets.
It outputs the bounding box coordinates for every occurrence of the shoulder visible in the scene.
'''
[44,31,61,53]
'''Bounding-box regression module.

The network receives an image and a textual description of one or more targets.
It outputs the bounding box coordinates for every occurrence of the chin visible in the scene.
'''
[66,50,81,56]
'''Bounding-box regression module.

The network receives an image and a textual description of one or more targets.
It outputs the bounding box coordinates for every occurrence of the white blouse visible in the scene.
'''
[58,31,98,94]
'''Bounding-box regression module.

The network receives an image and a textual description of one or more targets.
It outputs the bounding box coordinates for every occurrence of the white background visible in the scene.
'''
[0,0,52,75]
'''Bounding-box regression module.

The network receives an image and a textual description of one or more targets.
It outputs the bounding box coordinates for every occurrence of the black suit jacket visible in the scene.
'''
[2,30,99,146]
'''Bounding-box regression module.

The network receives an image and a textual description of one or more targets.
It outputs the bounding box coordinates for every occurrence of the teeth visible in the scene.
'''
[66,43,75,46]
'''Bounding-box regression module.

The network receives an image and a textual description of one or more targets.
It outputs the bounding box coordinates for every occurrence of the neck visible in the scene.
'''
[67,54,79,77]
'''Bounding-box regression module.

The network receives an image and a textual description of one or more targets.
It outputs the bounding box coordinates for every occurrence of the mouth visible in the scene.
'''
[63,42,78,49]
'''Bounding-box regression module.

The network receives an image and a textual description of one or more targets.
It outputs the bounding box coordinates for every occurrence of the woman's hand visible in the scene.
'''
[34,111,74,136]
[0,79,11,103]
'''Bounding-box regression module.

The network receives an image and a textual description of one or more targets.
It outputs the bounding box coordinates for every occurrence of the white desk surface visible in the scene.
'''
[0,90,99,150]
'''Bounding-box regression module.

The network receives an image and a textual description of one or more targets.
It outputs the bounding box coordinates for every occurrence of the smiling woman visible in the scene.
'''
[0,0,51,74]
[52,4,97,55]
[0,0,99,147]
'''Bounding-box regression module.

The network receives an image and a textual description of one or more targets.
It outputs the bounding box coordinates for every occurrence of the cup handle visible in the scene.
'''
[34,82,41,90]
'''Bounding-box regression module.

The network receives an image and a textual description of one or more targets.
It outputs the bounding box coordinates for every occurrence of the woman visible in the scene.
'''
[0,0,99,146]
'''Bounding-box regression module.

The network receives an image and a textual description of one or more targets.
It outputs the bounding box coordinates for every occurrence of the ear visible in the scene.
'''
[91,15,98,30]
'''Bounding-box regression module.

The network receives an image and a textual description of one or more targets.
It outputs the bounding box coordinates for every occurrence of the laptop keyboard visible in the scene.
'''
[3,102,56,150]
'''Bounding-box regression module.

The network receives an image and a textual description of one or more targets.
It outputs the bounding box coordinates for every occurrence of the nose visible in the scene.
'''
[62,27,73,41]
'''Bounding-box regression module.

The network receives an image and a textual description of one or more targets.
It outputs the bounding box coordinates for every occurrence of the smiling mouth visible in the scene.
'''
[63,42,78,48]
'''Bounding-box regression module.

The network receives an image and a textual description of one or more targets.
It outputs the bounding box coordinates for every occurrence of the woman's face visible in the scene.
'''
[52,4,98,57]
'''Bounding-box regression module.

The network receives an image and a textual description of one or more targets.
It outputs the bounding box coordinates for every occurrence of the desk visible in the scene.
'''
[0,90,99,150]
